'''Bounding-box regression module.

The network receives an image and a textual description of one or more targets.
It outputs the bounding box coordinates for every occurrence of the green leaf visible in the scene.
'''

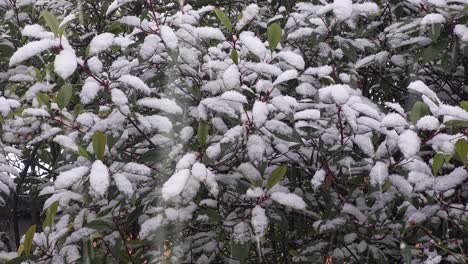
[56,84,73,109]
[410,101,430,124]
[444,120,468,128]
[43,201,59,229]
[197,121,209,146]
[92,131,106,160]
[42,10,60,35]
[23,225,36,257]
[460,101,468,111]
[429,23,441,41]
[36,93,51,108]
[126,205,144,225]
[139,148,167,163]
[432,153,446,176]
[401,243,412,264]
[231,49,239,64]
[7,256,35,264]
[86,219,112,230]
[421,45,442,64]
[77,145,91,159]
[267,165,288,190]
[267,22,282,50]
[455,139,467,163]
[214,8,232,33]
[343,45,357,62]
[231,240,251,264]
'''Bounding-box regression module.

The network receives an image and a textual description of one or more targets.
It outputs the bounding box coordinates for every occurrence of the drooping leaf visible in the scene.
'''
[197,121,209,146]
[92,131,106,160]
[455,139,467,163]
[23,225,36,257]
[36,92,51,108]
[42,10,60,35]
[139,148,167,163]
[56,84,73,109]
[214,8,232,33]
[432,153,445,176]
[86,219,112,230]
[410,101,430,124]
[231,49,239,64]
[267,22,282,50]
[43,201,59,229]
[231,240,251,264]
[267,165,288,190]
[460,101,468,111]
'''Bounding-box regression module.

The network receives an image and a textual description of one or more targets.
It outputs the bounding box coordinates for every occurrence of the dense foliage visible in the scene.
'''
[0,0,467,263]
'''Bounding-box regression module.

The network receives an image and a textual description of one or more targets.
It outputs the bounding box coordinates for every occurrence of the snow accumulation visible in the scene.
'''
[162,169,190,200]
[398,130,421,159]
[251,205,268,237]
[420,14,445,25]
[137,97,183,114]
[89,160,109,197]
[22,24,54,39]
[9,38,59,66]
[333,0,353,21]
[369,162,388,187]
[89,33,115,54]
[55,166,89,190]
[54,49,77,80]
[454,24,468,42]
[160,25,178,50]
[239,32,267,60]
[270,192,306,210]
[236,4,259,31]
[252,101,269,127]
[118,74,151,94]
[311,169,326,189]
[222,64,241,90]
[276,51,305,70]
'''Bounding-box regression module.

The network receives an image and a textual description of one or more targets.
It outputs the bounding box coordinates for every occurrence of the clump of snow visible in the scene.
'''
[420,14,445,25]
[270,192,306,210]
[239,32,267,60]
[389,174,413,196]
[398,130,421,158]
[381,113,408,127]
[251,205,268,237]
[54,49,77,80]
[276,51,305,70]
[222,64,240,90]
[89,33,115,54]
[236,4,259,31]
[55,166,89,190]
[118,74,151,94]
[416,116,439,130]
[10,38,59,66]
[22,24,54,39]
[342,203,366,223]
[162,169,190,200]
[114,173,134,197]
[160,25,178,50]
[333,0,353,21]
[252,101,269,127]
[273,70,298,86]
[137,97,183,114]
[311,170,326,189]
[294,109,320,120]
[370,162,388,187]
[139,215,163,239]
[89,160,110,197]
[454,24,468,42]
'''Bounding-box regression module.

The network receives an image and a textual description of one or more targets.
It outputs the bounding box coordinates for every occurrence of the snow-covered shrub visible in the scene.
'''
[0,0,467,263]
